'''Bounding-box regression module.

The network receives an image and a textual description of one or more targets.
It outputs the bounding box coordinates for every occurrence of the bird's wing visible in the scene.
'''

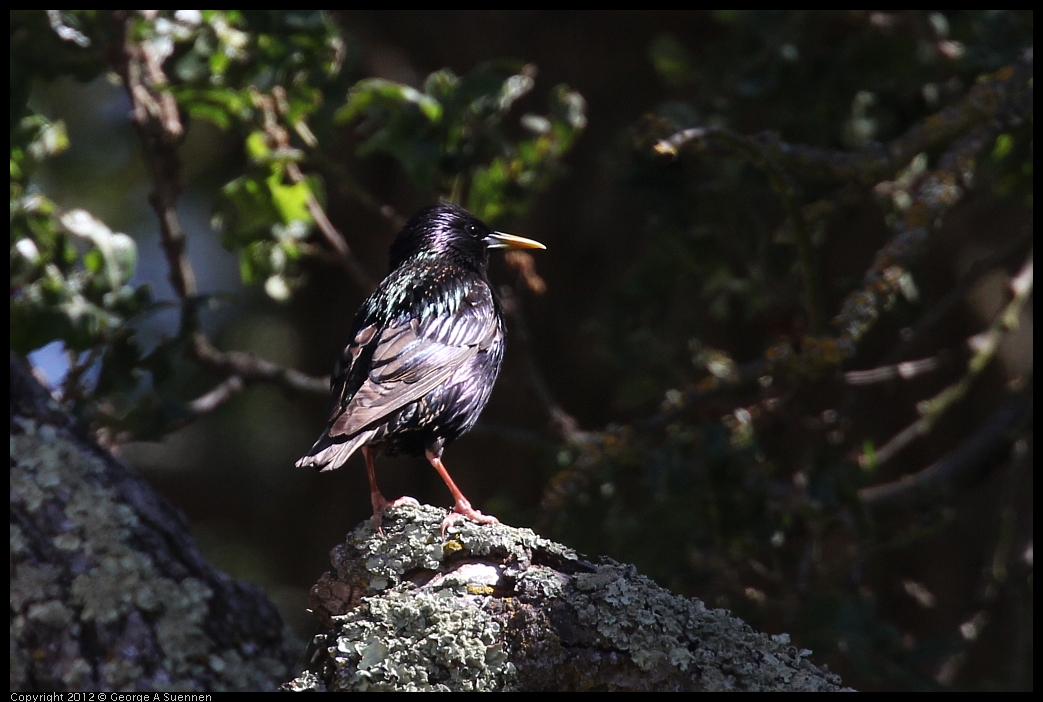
[327,283,500,439]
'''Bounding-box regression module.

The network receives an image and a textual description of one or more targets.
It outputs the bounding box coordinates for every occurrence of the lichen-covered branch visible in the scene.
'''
[288,503,851,692]
[656,50,1033,186]
[10,353,299,692]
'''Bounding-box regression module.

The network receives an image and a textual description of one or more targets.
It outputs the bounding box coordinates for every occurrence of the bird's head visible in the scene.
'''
[388,203,544,272]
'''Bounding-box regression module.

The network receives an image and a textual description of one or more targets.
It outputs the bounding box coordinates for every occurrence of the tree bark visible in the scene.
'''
[289,502,851,692]
[10,353,299,692]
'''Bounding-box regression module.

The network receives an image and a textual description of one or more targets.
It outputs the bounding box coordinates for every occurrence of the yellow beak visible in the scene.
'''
[484,231,546,251]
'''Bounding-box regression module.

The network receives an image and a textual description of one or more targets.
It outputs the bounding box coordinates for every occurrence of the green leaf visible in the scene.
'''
[246,130,272,161]
[267,171,313,224]
[59,209,138,291]
[337,78,443,124]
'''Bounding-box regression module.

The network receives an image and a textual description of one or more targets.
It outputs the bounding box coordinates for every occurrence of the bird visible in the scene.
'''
[296,202,545,532]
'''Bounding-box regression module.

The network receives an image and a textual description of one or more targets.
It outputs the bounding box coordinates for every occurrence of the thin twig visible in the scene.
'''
[310,155,407,231]
[834,226,1031,441]
[858,384,1032,512]
[260,89,377,293]
[187,375,246,415]
[844,356,943,385]
[189,332,327,394]
[884,228,1031,366]
[109,12,330,423]
[857,252,1032,469]
[59,346,102,405]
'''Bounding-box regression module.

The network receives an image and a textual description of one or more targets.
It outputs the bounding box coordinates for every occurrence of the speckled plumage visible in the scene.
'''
[296,203,544,529]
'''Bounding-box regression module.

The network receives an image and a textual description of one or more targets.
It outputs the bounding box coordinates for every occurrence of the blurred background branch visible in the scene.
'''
[11,10,1032,691]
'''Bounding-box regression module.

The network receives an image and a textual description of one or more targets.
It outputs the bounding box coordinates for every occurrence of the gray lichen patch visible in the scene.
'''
[352,506,448,588]
[328,587,516,691]
[344,503,582,594]
[571,564,841,691]
[293,503,850,691]
[11,415,297,692]
[12,425,216,688]
[573,564,697,673]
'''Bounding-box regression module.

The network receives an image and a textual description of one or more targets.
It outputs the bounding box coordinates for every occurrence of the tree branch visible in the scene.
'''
[288,503,852,691]
[10,353,299,691]
[655,50,1033,185]
[858,383,1031,512]
[857,252,1033,469]
[108,12,330,424]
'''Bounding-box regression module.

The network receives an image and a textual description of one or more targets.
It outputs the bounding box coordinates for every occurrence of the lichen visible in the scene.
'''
[572,564,695,673]
[11,416,296,692]
[327,587,516,691]
[292,502,849,691]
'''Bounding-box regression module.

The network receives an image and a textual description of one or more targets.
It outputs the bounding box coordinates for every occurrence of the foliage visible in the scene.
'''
[542,10,1032,689]
[10,105,157,428]
[10,10,1032,692]
[10,10,583,437]
[338,62,585,224]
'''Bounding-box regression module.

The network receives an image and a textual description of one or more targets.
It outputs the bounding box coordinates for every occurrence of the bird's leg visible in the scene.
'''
[363,446,389,532]
[363,446,388,523]
[425,448,499,533]
[364,446,418,532]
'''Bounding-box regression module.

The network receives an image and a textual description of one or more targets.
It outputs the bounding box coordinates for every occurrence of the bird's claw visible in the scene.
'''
[370,495,421,534]
[439,502,499,536]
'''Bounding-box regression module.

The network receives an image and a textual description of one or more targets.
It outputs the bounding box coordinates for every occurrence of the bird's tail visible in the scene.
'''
[295,430,376,472]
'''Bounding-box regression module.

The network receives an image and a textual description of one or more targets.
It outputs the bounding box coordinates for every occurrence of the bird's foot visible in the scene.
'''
[439,499,499,536]
[370,494,420,533]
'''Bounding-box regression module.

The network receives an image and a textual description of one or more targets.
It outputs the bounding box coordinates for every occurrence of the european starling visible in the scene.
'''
[296,203,545,530]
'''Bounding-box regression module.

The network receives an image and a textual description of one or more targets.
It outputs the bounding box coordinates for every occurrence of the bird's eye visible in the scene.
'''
[466,223,482,238]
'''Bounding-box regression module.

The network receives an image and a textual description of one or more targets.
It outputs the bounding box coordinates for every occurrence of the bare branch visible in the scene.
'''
[829,52,1030,353]
[190,332,328,394]
[844,356,943,385]
[186,375,246,415]
[856,252,1032,469]
[656,51,1033,185]
[833,227,1031,439]
[884,228,1031,365]
[655,53,1032,349]
[551,54,1033,523]
[858,384,1031,512]
[830,123,999,351]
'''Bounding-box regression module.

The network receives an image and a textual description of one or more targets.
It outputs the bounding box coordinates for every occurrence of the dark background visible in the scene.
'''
[19,11,1033,690]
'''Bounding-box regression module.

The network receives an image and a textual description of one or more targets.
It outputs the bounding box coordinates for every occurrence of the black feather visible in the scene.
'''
[295,202,544,527]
